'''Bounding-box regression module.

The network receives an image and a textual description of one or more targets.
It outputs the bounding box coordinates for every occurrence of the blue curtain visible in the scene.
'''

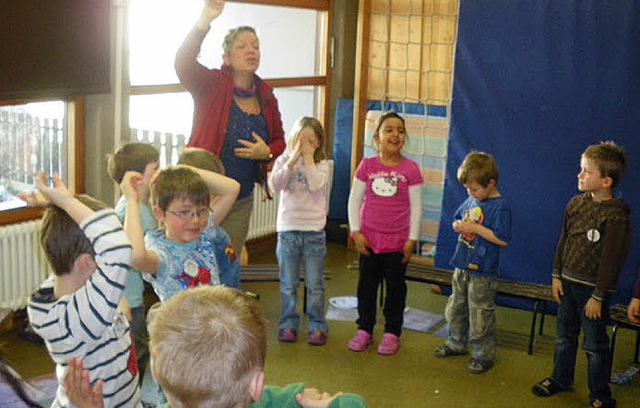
[436,0,640,306]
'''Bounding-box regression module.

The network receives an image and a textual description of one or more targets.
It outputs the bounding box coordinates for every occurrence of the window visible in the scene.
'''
[0,101,67,213]
[127,0,330,159]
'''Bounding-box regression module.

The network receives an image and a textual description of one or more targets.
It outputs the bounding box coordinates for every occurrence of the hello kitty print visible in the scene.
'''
[371,174,402,197]
[355,156,423,254]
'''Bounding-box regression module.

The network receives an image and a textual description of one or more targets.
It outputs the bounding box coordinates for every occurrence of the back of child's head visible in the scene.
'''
[151,166,210,211]
[106,142,159,184]
[178,147,225,175]
[457,151,499,187]
[40,194,108,276]
[287,116,327,163]
[148,285,267,408]
[583,141,626,188]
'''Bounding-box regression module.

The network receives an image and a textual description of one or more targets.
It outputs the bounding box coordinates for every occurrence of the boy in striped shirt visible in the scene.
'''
[23,172,141,407]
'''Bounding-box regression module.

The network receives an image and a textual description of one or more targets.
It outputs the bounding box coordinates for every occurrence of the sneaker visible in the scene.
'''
[468,358,493,374]
[278,328,297,343]
[308,331,327,346]
[434,344,467,358]
[377,333,400,355]
[348,330,373,352]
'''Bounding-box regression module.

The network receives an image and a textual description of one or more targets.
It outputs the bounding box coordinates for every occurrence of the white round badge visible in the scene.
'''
[184,260,199,277]
[587,229,601,243]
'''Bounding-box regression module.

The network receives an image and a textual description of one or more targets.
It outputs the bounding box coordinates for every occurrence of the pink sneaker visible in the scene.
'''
[308,331,327,346]
[278,328,297,343]
[348,330,373,352]
[377,333,400,355]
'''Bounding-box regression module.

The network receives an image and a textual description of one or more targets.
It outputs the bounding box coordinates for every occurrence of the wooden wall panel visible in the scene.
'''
[353,0,459,173]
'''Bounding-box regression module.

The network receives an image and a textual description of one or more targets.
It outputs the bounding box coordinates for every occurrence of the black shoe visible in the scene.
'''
[434,344,467,358]
[588,398,616,408]
[468,358,493,374]
[532,377,572,397]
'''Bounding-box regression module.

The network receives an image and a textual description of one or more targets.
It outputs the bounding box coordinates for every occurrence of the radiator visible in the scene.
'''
[246,188,278,240]
[0,220,50,310]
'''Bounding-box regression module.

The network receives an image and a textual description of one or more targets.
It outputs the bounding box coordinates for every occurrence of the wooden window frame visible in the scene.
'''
[0,96,85,226]
[129,0,332,131]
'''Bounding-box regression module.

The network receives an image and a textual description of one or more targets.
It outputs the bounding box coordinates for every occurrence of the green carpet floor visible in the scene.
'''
[2,241,639,407]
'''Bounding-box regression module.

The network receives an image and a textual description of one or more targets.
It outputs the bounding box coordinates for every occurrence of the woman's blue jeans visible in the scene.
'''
[552,280,612,403]
[277,230,328,334]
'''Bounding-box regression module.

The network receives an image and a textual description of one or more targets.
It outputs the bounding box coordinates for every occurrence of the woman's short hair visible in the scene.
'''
[222,26,258,55]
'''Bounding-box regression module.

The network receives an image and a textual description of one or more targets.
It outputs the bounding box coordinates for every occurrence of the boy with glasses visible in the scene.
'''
[122,165,239,302]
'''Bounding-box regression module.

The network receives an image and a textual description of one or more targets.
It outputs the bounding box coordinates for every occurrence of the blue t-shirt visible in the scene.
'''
[115,196,157,308]
[222,101,269,199]
[144,215,222,302]
[211,225,241,289]
[450,195,511,276]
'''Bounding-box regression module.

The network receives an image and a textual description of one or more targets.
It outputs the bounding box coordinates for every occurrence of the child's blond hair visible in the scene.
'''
[457,151,499,187]
[148,286,267,408]
[286,117,327,163]
[178,147,226,175]
[583,141,626,188]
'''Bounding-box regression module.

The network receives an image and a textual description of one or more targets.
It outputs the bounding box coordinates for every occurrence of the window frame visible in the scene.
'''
[128,0,332,137]
[0,96,85,226]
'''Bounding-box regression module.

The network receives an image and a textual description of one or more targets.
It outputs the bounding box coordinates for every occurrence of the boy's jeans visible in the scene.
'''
[552,280,612,403]
[445,268,498,362]
[277,230,328,334]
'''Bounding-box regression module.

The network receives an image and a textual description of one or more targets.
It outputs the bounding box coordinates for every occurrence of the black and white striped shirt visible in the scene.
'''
[28,209,141,407]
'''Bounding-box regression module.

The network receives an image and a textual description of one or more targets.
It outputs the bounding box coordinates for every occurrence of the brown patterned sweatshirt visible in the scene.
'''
[552,193,631,301]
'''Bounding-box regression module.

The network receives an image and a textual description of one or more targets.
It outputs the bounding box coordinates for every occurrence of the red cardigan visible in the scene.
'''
[175,26,285,170]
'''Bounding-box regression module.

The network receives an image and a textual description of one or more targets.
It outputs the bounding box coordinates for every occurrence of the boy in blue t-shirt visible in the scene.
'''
[178,147,241,289]
[121,164,239,302]
[107,142,159,386]
[434,151,512,374]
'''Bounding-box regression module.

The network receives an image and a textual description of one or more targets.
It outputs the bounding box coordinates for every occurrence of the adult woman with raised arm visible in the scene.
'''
[175,0,285,259]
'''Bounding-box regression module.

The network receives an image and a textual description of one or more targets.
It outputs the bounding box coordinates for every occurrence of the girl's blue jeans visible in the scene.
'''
[276,230,328,334]
[551,280,612,403]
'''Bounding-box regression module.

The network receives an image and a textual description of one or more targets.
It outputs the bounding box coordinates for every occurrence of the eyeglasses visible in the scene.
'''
[167,207,210,221]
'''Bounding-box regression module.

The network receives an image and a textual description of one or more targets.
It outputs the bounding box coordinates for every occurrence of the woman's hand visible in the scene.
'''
[200,0,225,23]
[235,132,272,160]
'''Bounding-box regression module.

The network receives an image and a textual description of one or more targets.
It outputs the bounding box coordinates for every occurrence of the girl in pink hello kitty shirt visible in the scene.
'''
[347,111,423,356]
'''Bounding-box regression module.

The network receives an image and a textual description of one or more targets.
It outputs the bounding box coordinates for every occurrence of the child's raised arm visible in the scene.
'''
[180,164,240,226]
[121,171,159,275]
[19,172,94,224]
